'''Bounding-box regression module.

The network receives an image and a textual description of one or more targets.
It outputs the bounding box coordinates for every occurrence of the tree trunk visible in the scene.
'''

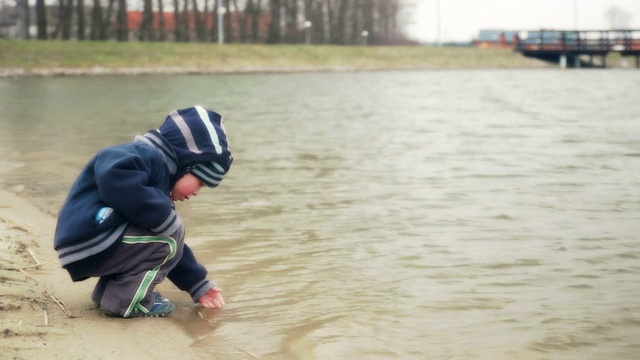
[311,0,326,44]
[140,0,154,41]
[89,0,101,39]
[335,0,350,44]
[243,0,253,42]
[50,0,63,38]
[231,0,245,42]
[267,0,280,43]
[104,0,116,39]
[326,0,336,43]
[77,0,86,40]
[251,0,261,42]
[283,0,296,43]
[193,0,204,41]
[173,0,181,41]
[116,0,128,41]
[157,0,166,41]
[61,0,73,40]
[203,0,211,42]
[181,0,189,41]
[36,0,48,39]
[350,0,361,44]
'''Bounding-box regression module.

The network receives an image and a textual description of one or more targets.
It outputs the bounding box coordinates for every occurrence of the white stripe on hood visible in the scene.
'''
[195,105,223,155]
[169,109,202,154]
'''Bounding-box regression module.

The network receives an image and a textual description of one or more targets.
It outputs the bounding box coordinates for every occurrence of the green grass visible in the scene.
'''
[0,40,550,71]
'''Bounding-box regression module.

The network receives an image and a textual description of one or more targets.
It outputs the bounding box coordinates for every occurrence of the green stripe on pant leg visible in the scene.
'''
[121,236,178,317]
[121,236,178,261]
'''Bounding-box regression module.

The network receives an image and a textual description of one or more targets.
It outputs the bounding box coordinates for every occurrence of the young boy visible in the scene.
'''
[54,106,232,318]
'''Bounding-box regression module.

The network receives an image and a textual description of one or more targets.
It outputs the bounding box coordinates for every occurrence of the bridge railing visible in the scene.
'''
[516,29,640,54]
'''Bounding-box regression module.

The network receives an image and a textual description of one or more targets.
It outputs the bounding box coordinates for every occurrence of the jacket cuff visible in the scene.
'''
[189,279,216,303]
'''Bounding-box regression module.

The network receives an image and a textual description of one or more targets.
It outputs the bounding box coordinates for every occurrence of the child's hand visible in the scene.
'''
[199,287,225,309]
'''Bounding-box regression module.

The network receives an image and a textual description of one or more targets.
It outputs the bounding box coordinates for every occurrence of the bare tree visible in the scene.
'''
[181,0,190,41]
[283,0,297,43]
[157,0,166,41]
[202,0,210,42]
[313,0,327,43]
[253,0,262,41]
[267,0,281,43]
[242,0,260,42]
[192,0,205,41]
[34,0,48,39]
[105,0,117,39]
[350,0,361,44]
[325,0,335,43]
[18,0,413,44]
[89,0,103,40]
[231,0,248,42]
[116,0,128,40]
[331,0,349,44]
[140,0,155,41]
[61,0,74,40]
[77,0,86,39]
[173,0,181,41]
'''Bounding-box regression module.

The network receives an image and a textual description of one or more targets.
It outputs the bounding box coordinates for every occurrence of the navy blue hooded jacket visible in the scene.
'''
[54,106,232,300]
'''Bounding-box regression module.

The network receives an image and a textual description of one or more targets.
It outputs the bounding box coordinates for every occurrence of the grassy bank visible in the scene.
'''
[0,40,551,76]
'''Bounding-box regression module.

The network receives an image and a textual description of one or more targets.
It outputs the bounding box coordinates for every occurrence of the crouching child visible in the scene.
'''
[54,106,232,317]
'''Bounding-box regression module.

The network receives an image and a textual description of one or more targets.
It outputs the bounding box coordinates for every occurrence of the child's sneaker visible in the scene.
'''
[103,291,175,318]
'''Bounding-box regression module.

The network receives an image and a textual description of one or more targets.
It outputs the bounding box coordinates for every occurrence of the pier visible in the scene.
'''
[515,29,640,68]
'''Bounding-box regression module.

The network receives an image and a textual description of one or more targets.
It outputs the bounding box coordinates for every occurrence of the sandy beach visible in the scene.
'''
[0,188,211,359]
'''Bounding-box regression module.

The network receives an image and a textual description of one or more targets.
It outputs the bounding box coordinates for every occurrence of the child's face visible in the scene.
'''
[172,173,205,201]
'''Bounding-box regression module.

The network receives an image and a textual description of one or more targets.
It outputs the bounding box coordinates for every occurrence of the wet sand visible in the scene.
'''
[0,189,206,359]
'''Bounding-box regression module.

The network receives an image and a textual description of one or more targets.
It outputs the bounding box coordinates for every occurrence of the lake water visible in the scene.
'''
[1,69,639,359]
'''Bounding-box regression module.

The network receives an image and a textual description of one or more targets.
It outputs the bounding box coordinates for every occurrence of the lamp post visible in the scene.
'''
[361,30,369,45]
[304,20,312,45]
[217,6,227,44]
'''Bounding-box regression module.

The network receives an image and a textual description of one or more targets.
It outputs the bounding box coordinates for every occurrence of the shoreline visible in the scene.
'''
[0,62,555,79]
[0,188,209,359]
[0,65,381,78]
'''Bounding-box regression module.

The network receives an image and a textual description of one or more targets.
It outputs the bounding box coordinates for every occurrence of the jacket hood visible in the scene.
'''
[158,106,233,187]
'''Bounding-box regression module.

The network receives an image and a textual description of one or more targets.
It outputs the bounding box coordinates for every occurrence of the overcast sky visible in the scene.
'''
[406,0,640,43]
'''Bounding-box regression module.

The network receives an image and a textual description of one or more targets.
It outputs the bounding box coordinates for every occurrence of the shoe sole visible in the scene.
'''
[102,310,174,318]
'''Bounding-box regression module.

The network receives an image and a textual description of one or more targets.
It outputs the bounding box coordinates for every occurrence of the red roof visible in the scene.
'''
[126,11,217,31]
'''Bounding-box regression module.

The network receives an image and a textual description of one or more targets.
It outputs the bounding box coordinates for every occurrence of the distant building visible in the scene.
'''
[125,11,212,32]
[473,29,520,49]
[123,10,271,41]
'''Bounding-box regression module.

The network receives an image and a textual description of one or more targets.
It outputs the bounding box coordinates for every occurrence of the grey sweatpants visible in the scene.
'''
[88,224,185,317]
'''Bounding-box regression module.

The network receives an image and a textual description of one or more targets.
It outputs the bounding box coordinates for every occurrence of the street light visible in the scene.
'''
[303,20,312,45]
[218,6,227,44]
[361,30,369,45]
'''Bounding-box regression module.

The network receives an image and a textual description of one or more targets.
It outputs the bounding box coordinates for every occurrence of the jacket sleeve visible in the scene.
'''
[167,244,216,302]
[93,147,182,236]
